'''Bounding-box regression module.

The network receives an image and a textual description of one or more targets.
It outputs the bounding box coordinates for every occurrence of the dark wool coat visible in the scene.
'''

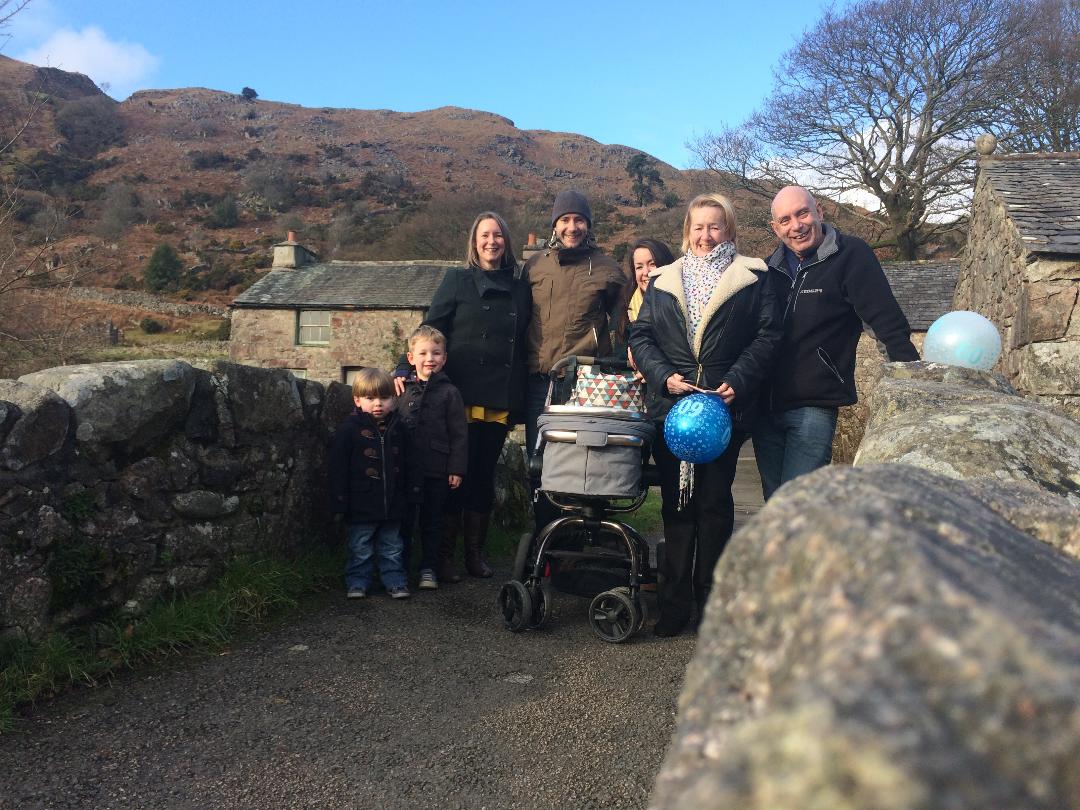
[398,371,468,480]
[764,225,919,412]
[628,254,783,431]
[328,410,410,523]
[399,265,531,419]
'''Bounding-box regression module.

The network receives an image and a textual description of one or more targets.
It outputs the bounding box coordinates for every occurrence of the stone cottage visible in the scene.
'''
[955,146,1080,419]
[229,234,460,383]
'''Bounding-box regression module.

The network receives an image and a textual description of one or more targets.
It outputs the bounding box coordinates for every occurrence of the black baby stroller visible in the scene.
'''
[498,355,658,643]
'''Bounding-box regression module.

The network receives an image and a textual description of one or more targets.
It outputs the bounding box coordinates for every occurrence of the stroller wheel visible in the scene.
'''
[527,582,552,629]
[498,581,533,632]
[614,586,648,632]
[589,589,640,644]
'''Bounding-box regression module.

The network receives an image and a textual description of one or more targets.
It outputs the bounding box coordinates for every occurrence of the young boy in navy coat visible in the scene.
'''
[328,368,411,599]
[398,326,468,589]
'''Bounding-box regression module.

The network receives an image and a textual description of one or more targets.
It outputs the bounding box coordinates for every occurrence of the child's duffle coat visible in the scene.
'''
[328,409,410,523]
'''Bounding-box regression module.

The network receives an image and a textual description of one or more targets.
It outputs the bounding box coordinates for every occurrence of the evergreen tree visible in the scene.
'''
[144,244,182,292]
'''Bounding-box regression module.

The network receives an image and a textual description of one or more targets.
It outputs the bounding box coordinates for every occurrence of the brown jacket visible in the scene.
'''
[524,245,628,374]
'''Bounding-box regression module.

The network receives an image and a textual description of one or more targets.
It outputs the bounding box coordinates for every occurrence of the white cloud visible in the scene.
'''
[16,26,159,99]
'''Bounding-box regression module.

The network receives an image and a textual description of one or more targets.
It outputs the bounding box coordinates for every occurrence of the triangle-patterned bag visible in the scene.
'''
[570,365,645,412]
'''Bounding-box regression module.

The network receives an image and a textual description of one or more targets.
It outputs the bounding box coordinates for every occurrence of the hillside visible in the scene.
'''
[1,54,809,304]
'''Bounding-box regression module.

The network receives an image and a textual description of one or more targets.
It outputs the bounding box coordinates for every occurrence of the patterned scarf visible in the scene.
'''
[681,241,736,348]
[676,240,736,510]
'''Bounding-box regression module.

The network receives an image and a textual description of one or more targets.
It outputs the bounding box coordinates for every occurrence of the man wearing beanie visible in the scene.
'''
[522,189,628,456]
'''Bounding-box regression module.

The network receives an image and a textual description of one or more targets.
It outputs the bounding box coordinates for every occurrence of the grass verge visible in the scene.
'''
[0,548,341,733]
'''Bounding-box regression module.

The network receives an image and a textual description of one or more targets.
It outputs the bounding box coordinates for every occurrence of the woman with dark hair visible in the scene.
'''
[614,237,677,355]
[629,194,782,637]
[395,211,531,582]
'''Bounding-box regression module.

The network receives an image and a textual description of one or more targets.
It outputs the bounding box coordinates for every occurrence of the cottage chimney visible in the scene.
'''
[272,231,317,269]
[522,232,543,262]
[527,233,537,246]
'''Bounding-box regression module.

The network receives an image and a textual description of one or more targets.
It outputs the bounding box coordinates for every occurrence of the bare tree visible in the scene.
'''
[691,0,1021,258]
[0,0,31,33]
[997,0,1080,152]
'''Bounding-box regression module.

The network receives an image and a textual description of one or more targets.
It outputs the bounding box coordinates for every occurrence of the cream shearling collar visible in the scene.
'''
[651,254,766,357]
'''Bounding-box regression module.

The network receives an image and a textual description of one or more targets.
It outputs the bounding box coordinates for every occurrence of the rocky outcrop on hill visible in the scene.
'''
[655,362,1080,809]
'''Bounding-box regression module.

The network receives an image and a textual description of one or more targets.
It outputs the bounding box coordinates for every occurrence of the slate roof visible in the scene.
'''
[981,154,1080,256]
[231,260,461,309]
[880,260,959,330]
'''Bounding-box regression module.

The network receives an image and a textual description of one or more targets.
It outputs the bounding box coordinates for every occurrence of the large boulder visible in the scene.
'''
[19,361,197,454]
[0,380,71,470]
[653,464,1080,810]
[203,361,304,434]
[855,362,1080,506]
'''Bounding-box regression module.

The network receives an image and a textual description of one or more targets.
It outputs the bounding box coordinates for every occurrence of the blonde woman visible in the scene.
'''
[628,193,782,636]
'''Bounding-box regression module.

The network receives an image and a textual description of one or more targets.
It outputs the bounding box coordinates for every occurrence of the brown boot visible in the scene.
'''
[463,510,494,578]
[438,511,463,584]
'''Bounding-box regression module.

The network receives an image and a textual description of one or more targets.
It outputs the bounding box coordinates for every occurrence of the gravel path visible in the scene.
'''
[1,453,764,810]
[0,569,692,810]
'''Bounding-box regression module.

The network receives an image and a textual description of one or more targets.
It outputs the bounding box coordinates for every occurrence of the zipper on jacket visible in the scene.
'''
[816,347,845,384]
[770,253,825,411]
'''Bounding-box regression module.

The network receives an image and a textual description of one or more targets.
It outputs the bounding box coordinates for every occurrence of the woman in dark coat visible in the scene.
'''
[629,194,782,636]
[396,211,531,580]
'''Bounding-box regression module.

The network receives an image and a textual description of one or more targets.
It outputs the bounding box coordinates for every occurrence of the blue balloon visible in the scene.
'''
[663,392,732,463]
[923,310,1001,371]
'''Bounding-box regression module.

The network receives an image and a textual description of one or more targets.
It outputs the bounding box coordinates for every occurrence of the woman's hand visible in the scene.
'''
[448,474,462,490]
[393,375,407,396]
[714,382,736,404]
[665,373,698,395]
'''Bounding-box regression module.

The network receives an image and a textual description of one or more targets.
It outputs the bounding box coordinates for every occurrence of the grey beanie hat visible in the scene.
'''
[550,190,592,228]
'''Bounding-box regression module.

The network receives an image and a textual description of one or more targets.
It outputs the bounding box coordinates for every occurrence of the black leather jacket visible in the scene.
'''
[628,254,783,430]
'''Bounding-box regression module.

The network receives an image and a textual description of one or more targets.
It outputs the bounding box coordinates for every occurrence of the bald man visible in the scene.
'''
[753,186,919,499]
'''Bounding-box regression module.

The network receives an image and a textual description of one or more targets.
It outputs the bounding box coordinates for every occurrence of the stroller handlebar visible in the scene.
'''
[549,354,632,376]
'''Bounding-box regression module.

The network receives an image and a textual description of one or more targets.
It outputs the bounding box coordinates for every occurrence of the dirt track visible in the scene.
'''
[0,451,764,810]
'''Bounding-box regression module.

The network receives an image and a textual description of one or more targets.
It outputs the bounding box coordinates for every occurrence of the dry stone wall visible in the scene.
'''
[0,359,530,643]
[0,360,350,643]
[956,170,1080,419]
[656,362,1080,809]
[832,332,926,464]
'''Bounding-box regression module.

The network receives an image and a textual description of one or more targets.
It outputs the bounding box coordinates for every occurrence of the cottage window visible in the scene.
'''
[285,368,307,379]
[297,310,330,345]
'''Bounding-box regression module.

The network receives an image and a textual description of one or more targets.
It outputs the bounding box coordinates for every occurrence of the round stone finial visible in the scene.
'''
[975,134,998,156]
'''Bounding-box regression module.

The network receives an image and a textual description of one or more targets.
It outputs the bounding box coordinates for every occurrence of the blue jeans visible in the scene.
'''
[752,407,838,501]
[345,520,406,591]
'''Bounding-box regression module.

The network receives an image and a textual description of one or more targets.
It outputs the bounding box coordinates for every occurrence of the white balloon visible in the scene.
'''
[923,310,1001,371]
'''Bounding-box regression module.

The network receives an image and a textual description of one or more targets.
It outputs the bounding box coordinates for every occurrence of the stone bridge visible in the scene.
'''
[1,359,1078,808]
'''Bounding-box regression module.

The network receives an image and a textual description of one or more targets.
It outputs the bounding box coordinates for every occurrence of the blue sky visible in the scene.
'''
[6,0,827,169]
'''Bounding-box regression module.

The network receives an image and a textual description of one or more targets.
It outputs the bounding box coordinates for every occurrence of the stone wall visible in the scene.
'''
[230,308,424,383]
[0,360,530,643]
[955,169,1080,419]
[0,360,346,643]
[832,332,926,464]
[655,362,1080,809]
[64,287,229,318]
